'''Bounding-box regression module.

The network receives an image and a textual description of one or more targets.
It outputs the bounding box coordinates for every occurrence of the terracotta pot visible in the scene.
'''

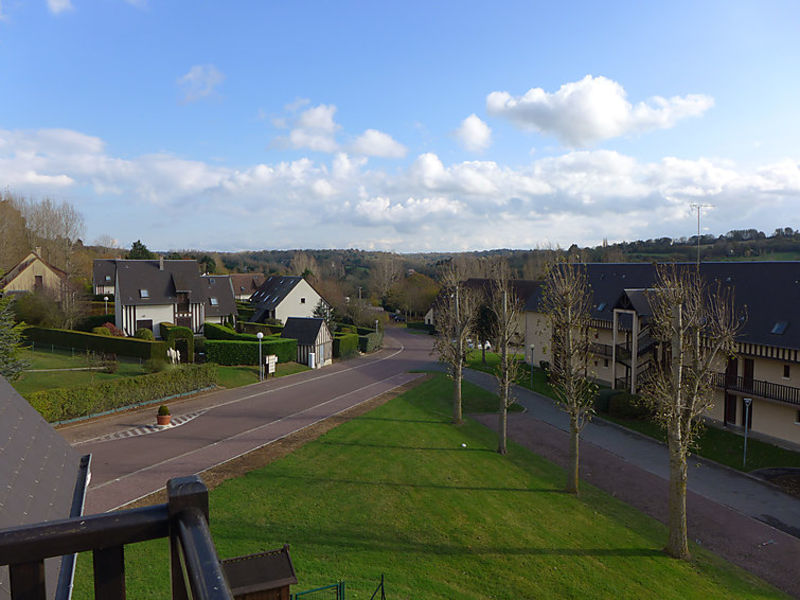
[157,414,171,426]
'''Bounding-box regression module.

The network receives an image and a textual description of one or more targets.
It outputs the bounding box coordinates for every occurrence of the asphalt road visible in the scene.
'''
[64,328,435,513]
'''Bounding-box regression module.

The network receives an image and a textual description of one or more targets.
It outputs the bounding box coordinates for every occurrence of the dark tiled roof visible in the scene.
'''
[0,252,66,290]
[112,260,206,306]
[202,275,236,317]
[281,317,325,346]
[229,273,266,296]
[92,259,117,287]
[250,276,302,311]
[221,545,297,596]
[526,262,800,350]
[0,376,85,600]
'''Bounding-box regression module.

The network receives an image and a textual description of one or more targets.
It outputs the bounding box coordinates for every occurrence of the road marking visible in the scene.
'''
[74,409,209,445]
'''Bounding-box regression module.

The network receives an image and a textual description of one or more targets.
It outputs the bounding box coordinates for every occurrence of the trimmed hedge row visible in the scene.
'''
[239,321,284,336]
[205,322,258,341]
[77,313,116,332]
[27,364,218,423]
[337,323,358,334]
[358,330,383,353]
[333,333,359,359]
[24,326,167,360]
[159,323,195,362]
[206,338,297,365]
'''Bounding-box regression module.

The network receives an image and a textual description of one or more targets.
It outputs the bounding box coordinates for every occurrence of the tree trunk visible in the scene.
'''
[498,405,507,454]
[667,439,690,559]
[567,414,579,494]
[453,357,463,425]
[481,343,486,364]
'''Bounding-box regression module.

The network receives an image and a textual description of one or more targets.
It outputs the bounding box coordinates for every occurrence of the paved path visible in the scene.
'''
[464,369,800,597]
[61,329,434,513]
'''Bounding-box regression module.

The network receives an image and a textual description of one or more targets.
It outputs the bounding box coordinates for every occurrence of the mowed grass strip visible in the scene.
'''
[216,362,310,389]
[74,374,785,599]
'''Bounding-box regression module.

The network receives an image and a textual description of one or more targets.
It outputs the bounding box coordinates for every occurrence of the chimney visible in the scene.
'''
[35,246,42,256]
[159,256,164,271]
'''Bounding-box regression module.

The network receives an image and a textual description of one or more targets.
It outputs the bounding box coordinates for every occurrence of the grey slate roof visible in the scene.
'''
[0,376,85,600]
[281,317,325,346]
[524,262,800,351]
[92,259,117,288]
[250,276,303,311]
[112,259,206,306]
[202,275,236,318]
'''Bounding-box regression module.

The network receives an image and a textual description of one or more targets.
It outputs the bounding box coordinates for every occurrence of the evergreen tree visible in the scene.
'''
[0,297,26,381]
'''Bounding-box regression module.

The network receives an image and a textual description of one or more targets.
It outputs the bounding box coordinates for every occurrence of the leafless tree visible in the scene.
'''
[19,197,85,274]
[433,264,479,424]
[371,254,399,300]
[489,261,522,454]
[540,259,597,493]
[642,265,741,560]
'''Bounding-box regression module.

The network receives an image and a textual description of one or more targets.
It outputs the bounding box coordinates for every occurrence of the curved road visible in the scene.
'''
[62,328,436,513]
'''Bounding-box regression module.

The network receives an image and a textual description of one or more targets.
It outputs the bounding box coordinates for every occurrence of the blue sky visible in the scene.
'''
[1,1,799,252]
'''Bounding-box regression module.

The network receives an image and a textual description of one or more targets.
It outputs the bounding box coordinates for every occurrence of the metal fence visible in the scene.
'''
[292,581,346,600]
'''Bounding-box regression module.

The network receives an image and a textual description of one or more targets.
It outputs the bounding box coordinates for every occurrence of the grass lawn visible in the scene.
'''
[466,349,553,398]
[216,362,311,388]
[12,347,148,397]
[74,374,785,599]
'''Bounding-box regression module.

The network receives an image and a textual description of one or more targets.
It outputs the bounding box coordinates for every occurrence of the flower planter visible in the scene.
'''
[157,414,172,426]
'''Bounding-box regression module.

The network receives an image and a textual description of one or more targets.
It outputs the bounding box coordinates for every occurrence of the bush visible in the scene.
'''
[333,333,359,359]
[92,326,111,336]
[158,404,170,416]
[134,328,155,341]
[594,388,617,413]
[337,323,358,334]
[239,321,283,336]
[27,364,218,423]
[205,322,258,341]
[24,326,168,361]
[102,322,125,337]
[145,358,168,373]
[13,293,63,327]
[358,330,383,353]
[159,322,195,363]
[205,338,298,365]
[607,391,653,419]
[101,354,119,374]
[78,313,116,332]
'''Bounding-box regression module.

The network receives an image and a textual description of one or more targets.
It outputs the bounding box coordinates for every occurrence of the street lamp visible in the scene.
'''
[529,344,535,390]
[257,332,264,382]
[743,397,752,468]
[103,295,109,314]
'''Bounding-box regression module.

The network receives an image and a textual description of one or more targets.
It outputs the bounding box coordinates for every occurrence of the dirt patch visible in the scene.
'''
[122,374,432,509]
[751,467,800,499]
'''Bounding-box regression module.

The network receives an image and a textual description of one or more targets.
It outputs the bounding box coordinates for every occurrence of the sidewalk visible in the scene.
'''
[464,368,800,598]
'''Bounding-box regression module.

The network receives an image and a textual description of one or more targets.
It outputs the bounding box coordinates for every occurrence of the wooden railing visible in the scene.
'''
[0,475,233,600]
[714,373,800,407]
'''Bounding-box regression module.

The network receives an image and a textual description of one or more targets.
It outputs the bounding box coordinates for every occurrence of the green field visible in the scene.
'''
[216,362,310,388]
[73,375,784,599]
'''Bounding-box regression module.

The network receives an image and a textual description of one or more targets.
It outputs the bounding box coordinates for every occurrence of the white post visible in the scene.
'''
[103,295,109,314]
[743,397,752,468]
[611,310,618,390]
[257,332,264,381]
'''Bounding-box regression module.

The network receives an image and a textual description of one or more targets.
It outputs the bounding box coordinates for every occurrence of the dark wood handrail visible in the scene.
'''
[715,372,800,407]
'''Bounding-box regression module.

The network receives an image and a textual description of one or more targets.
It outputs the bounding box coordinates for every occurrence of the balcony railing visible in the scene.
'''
[714,373,800,407]
[0,475,233,600]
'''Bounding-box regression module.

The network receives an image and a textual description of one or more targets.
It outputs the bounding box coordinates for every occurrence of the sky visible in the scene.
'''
[1,1,800,253]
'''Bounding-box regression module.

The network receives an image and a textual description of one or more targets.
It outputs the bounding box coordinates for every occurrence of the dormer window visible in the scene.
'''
[771,321,788,335]
[209,278,215,284]
[140,289,149,298]
[210,297,219,306]
[105,275,111,281]
[597,302,606,311]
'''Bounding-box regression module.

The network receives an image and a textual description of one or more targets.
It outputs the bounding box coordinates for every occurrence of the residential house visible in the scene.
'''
[229,273,266,301]
[250,276,327,324]
[93,259,118,296]
[524,262,800,446]
[110,258,235,337]
[0,249,67,299]
[281,317,333,368]
[203,275,237,326]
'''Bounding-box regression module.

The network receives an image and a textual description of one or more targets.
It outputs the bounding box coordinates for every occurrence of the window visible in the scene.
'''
[597,302,607,311]
[105,275,111,281]
[784,364,791,379]
[604,359,609,368]
[771,321,788,335]
[300,297,306,304]
[139,289,149,298]
[210,297,219,306]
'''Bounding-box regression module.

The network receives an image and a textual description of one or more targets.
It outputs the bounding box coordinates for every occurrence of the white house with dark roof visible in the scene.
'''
[281,317,332,368]
[249,275,327,324]
[107,258,235,337]
[93,259,118,295]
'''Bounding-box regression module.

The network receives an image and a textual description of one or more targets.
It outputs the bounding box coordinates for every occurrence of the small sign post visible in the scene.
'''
[743,397,752,468]
[266,354,277,377]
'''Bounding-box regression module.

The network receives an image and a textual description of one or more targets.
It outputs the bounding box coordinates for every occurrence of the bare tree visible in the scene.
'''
[433,264,479,425]
[371,254,399,301]
[643,265,740,560]
[540,259,597,494]
[489,261,522,454]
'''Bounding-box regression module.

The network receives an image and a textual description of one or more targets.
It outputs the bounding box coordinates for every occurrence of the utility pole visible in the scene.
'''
[689,203,713,269]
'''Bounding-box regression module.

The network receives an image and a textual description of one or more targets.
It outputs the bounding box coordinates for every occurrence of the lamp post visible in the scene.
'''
[529,344,535,390]
[743,397,752,468]
[257,332,264,382]
[103,296,109,314]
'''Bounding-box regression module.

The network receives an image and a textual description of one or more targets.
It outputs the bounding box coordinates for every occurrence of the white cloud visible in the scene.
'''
[351,129,407,158]
[487,75,714,147]
[177,64,225,103]
[3,126,800,252]
[47,0,73,14]
[455,114,492,152]
[284,104,340,153]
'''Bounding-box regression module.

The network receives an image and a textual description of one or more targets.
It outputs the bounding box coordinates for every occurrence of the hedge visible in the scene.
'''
[205,322,258,341]
[77,313,116,332]
[206,338,298,365]
[239,321,284,336]
[24,326,167,361]
[333,333,359,359]
[159,322,195,362]
[407,321,434,333]
[27,364,218,423]
[337,323,357,334]
[358,330,383,353]
[236,304,255,321]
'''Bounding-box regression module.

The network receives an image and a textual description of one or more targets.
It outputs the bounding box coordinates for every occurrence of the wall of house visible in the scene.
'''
[748,398,800,444]
[524,311,552,367]
[117,304,174,337]
[275,280,322,323]
[3,259,63,296]
[94,284,115,296]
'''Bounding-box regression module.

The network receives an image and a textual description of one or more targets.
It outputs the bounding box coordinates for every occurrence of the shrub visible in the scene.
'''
[101,354,119,374]
[607,391,653,419]
[102,322,126,337]
[333,333,359,359]
[78,313,116,332]
[206,338,297,365]
[337,323,358,334]
[594,388,617,413]
[13,293,63,328]
[204,322,258,341]
[92,326,111,336]
[239,321,283,336]
[159,322,195,363]
[358,330,384,353]
[145,358,168,373]
[27,364,218,423]
[24,326,167,361]
[134,328,155,341]
[158,404,170,416]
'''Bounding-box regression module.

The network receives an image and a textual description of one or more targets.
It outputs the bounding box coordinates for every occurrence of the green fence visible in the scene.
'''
[291,581,345,600]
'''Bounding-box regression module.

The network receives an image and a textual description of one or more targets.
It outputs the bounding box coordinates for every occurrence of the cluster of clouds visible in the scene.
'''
[1,123,798,251]
[45,0,144,14]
